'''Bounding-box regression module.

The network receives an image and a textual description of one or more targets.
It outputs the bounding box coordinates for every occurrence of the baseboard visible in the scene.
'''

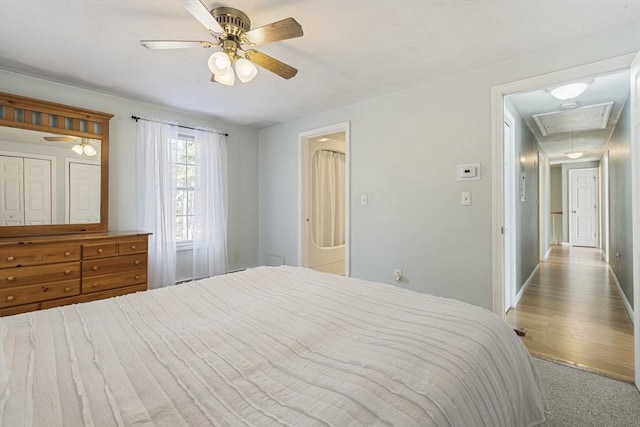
[609,265,634,324]
[561,242,570,248]
[543,247,552,261]
[514,264,540,307]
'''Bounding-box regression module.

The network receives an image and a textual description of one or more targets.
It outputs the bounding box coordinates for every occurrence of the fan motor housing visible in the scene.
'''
[212,7,251,36]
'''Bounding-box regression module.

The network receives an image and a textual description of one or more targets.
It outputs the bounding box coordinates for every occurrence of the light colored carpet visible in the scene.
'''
[533,357,640,427]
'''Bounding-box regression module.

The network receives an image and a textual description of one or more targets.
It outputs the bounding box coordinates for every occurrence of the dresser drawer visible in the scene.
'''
[83,254,147,278]
[0,242,81,268]
[82,242,118,259]
[40,283,147,310]
[83,269,147,294]
[0,262,81,287]
[118,238,148,255]
[0,280,80,308]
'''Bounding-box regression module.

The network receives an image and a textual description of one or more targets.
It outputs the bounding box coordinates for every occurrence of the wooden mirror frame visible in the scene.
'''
[0,92,113,237]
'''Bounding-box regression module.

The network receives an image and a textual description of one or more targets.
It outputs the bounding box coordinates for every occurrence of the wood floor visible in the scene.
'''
[506,245,635,383]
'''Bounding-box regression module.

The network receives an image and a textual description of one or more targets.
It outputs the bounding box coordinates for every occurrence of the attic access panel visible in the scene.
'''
[532,102,613,136]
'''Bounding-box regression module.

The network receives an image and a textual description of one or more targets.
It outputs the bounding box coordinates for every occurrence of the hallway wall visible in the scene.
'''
[505,102,540,294]
[607,97,634,309]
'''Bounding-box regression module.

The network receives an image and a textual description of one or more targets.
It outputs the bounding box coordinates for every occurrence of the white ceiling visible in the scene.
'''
[0,1,638,129]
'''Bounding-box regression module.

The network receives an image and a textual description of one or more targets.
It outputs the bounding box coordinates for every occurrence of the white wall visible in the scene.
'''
[258,24,638,310]
[0,70,260,272]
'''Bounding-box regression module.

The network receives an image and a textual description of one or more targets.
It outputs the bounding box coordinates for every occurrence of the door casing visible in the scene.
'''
[491,53,639,389]
[298,122,350,276]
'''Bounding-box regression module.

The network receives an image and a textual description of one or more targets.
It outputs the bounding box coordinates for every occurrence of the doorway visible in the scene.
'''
[298,122,350,276]
[491,53,639,388]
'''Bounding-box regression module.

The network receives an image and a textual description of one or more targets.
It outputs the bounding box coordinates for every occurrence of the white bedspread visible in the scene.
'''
[0,266,547,426]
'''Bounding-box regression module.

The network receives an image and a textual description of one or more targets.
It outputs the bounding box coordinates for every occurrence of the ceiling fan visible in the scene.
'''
[44,136,98,156]
[140,0,303,86]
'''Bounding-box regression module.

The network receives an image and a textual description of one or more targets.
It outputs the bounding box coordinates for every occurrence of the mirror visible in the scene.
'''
[0,92,112,237]
[0,127,102,226]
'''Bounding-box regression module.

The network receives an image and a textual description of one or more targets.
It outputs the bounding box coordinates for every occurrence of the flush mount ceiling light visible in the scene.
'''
[141,1,303,86]
[44,135,98,156]
[550,82,588,100]
[565,133,584,160]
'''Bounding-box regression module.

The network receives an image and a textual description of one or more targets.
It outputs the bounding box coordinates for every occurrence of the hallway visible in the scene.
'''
[506,245,635,383]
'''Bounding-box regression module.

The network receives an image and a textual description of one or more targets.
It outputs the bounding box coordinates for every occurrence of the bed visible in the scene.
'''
[0,265,547,426]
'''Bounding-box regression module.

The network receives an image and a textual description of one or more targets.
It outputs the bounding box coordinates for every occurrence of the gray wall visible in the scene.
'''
[510,106,540,294]
[0,70,260,273]
[550,166,562,212]
[607,97,634,308]
[258,25,638,310]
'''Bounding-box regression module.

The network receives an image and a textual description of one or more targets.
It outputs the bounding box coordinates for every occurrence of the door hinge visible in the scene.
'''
[501,226,504,235]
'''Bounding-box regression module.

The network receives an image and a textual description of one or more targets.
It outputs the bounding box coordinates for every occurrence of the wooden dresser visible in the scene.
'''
[0,232,150,316]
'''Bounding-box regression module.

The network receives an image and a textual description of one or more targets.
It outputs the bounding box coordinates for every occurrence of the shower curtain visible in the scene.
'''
[311,149,345,248]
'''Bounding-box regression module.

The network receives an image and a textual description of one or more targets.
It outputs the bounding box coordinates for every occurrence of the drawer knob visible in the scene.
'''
[64,287,71,292]
[64,269,71,275]
[92,283,98,288]
[7,256,15,262]
[134,260,140,265]
[7,276,15,282]
[6,295,14,302]
[64,251,71,257]
[135,275,141,280]
[97,248,103,254]
[131,245,137,250]
[42,287,49,292]
[92,266,99,271]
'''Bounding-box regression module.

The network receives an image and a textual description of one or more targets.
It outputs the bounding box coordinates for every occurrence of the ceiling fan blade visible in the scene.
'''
[245,49,298,79]
[243,18,303,45]
[140,40,215,49]
[180,0,223,34]
[43,136,76,142]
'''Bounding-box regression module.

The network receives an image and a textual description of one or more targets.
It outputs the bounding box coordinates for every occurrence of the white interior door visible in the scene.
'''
[0,155,24,226]
[629,51,640,390]
[69,162,100,223]
[306,137,346,274]
[24,158,52,225]
[569,168,598,247]
[503,112,516,311]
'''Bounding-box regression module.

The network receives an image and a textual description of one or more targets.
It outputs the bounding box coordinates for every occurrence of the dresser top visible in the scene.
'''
[0,231,151,246]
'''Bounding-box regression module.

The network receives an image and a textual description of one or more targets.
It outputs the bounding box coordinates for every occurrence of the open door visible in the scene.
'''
[630,51,640,391]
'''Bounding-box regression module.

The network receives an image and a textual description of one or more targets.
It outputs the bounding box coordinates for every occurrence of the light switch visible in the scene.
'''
[360,194,368,205]
[461,191,471,206]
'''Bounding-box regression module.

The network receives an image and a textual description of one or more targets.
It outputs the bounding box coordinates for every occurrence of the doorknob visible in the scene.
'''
[572,210,576,213]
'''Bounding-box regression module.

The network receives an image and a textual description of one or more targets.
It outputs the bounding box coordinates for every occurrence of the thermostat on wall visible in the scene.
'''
[457,163,481,181]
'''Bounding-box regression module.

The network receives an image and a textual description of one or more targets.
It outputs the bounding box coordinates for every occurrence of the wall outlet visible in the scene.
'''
[393,269,402,281]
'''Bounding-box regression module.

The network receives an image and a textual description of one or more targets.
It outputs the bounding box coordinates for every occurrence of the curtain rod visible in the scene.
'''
[131,115,229,137]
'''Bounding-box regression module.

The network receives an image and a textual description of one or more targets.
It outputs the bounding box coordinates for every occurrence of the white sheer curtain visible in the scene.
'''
[135,120,179,289]
[311,149,345,247]
[191,129,228,279]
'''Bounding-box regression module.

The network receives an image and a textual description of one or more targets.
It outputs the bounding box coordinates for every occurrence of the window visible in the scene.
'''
[172,134,199,242]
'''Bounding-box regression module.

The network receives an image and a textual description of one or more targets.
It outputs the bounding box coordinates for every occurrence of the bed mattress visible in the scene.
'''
[1,265,547,426]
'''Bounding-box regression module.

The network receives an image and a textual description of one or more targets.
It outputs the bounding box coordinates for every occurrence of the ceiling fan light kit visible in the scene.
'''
[141,0,303,87]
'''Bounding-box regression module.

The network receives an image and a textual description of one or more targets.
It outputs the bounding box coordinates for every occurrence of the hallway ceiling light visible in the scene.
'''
[550,82,588,100]
[565,133,583,160]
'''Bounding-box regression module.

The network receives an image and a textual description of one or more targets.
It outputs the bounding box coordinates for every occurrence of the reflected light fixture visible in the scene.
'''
[72,140,97,156]
[565,133,583,160]
[550,82,588,100]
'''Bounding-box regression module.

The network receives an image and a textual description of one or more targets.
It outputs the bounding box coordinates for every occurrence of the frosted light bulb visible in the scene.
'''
[207,52,231,76]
